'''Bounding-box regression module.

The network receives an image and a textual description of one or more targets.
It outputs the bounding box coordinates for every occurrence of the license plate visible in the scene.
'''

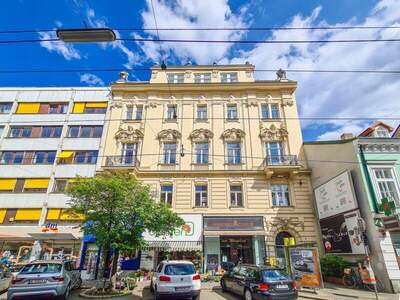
[28,279,47,284]
[276,284,288,289]
[175,287,191,291]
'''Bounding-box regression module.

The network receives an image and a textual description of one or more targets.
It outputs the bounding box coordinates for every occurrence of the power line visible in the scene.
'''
[1,25,400,34]
[2,37,400,45]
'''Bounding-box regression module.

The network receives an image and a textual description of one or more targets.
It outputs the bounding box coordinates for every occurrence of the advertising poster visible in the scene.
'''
[289,248,322,288]
[206,254,219,272]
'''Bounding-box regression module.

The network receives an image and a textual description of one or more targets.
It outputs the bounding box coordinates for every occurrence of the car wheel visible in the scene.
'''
[244,289,253,300]
[75,277,82,289]
[221,279,227,292]
[60,285,70,300]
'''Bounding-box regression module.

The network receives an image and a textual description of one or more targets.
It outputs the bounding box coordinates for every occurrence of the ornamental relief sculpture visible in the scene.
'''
[268,217,305,232]
[189,128,214,142]
[115,125,144,144]
[157,129,182,142]
[259,123,288,141]
[221,128,246,141]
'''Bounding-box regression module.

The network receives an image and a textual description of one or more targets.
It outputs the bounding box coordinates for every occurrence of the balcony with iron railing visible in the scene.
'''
[262,155,301,178]
[105,155,140,168]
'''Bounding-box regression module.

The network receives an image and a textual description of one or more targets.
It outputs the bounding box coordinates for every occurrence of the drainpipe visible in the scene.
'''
[358,145,379,213]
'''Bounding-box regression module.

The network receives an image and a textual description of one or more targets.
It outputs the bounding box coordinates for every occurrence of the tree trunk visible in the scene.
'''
[110,249,119,278]
[102,246,111,290]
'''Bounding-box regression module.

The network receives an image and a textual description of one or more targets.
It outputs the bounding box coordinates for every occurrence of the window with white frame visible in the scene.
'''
[261,104,269,119]
[271,104,280,119]
[135,105,143,120]
[374,126,390,138]
[227,104,238,120]
[227,142,241,164]
[121,143,137,164]
[230,185,243,207]
[195,184,208,207]
[0,103,12,114]
[167,73,184,84]
[271,184,290,206]
[166,105,177,120]
[370,166,400,205]
[221,72,238,83]
[195,142,209,164]
[160,184,173,206]
[126,106,134,120]
[266,142,284,165]
[194,73,211,83]
[163,143,177,164]
[197,105,207,120]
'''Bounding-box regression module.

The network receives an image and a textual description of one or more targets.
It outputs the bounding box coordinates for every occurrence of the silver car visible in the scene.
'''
[7,260,81,300]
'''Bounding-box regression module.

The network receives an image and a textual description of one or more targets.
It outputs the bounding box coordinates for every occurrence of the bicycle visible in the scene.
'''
[342,267,383,292]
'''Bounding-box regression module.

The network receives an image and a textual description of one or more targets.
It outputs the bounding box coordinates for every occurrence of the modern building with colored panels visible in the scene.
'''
[0,87,109,261]
[304,122,400,293]
[100,64,318,271]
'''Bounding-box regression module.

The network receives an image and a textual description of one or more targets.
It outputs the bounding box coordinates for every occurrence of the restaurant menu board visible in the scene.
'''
[289,248,322,288]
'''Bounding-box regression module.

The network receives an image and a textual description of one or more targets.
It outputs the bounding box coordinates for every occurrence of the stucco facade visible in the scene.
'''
[100,64,318,269]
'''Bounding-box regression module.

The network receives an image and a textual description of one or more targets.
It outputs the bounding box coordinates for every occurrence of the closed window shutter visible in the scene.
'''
[72,103,85,113]
[0,179,17,191]
[31,127,41,138]
[14,208,42,221]
[85,102,107,108]
[46,208,61,220]
[23,178,49,189]
[23,152,34,164]
[0,209,6,223]
[39,103,50,114]
[16,103,40,114]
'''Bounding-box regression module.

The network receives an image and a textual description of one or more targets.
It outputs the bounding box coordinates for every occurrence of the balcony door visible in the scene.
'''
[121,143,137,165]
[266,142,283,165]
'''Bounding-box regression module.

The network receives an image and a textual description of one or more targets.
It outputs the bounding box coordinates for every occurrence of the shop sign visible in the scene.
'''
[314,171,358,219]
[203,216,264,231]
[143,214,202,242]
[289,247,322,288]
[319,211,365,254]
[41,223,58,232]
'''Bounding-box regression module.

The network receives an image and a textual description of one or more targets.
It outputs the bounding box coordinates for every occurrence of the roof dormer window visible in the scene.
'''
[375,126,390,138]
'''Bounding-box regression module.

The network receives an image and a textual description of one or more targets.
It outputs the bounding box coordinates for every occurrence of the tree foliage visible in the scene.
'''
[66,171,184,253]
[320,255,351,278]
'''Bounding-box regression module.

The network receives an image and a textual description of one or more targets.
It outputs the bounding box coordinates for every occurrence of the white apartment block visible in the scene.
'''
[0,87,109,260]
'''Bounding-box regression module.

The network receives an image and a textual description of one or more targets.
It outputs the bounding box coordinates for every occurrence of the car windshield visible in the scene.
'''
[20,263,62,274]
[164,264,195,275]
[262,270,288,281]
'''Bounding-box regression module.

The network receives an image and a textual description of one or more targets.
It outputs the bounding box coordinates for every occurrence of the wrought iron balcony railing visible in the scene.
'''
[105,156,140,167]
[264,155,298,166]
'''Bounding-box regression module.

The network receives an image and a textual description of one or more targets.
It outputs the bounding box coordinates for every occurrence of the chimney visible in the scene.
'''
[341,133,354,140]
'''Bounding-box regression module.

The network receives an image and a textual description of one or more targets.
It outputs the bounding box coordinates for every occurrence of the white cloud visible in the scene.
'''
[136,0,250,64]
[228,0,400,140]
[80,73,105,86]
[86,8,140,68]
[38,30,81,60]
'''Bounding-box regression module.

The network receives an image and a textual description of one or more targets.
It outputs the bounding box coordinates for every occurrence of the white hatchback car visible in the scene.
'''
[151,260,201,300]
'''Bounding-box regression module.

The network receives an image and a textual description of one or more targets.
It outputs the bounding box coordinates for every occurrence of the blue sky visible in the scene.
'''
[1,0,399,141]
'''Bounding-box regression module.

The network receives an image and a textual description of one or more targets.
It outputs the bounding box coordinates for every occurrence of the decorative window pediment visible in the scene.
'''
[221,128,245,141]
[115,125,144,144]
[157,129,181,142]
[259,124,288,141]
[189,128,214,142]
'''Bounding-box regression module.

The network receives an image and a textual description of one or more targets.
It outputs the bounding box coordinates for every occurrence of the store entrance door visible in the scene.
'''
[220,236,253,265]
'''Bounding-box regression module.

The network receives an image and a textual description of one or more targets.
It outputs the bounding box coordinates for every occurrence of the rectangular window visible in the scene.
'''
[16,103,40,114]
[48,103,68,114]
[33,151,56,164]
[0,103,12,114]
[227,143,241,164]
[230,185,243,207]
[197,105,207,120]
[9,127,31,138]
[271,184,290,206]
[266,142,283,165]
[73,151,98,164]
[261,104,269,119]
[121,143,137,165]
[41,126,62,138]
[0,126,3,138]
[227,104,238,120]
[167,73,184,84]
[166,105,177,120]
[23,178,50,193]
[73,102,107,114]
[195,184,208,207]
[136,105,143,120]
[370,167,400,205]
[195,143,209,164]
[52,179,68,193]
[68,126,80,138]
[221,72,238,83]
[67,126,103,138]
[0,151,24,164]
[271,104,280,119]
[126,106,134,120]
[194,73,211,83]
[160,184,173,206]
[163,143,177,164]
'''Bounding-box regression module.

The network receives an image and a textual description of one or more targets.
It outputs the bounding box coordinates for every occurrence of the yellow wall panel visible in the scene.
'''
[15,209,42,221]
[16,103,40,114]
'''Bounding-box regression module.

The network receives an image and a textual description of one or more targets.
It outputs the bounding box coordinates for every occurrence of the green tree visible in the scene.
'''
[66,171,184,285]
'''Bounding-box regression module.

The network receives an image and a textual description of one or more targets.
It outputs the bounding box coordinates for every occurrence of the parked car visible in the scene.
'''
[150,260,201,300]
[220,264,298,300]
[7,260,81,300]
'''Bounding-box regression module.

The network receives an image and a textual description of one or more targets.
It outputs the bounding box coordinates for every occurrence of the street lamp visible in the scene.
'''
[56,28,116,43]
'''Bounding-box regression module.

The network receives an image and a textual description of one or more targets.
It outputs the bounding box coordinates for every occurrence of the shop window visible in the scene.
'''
[227,104,238,120]
[167,73,184,84]
[0,102,12,114]
[227,142,241,164]
[370,166,400,205]
[196,105,207,120]
[194,73,211,83]
[160,184,173,206]
[166,105,177,121]
[221,72,238,83]
[194,143,209,164]
[230,185,243,207]
[195,184,208,207]
[162,143,177,164]
[271,104,280,119]
[271,184,290,206]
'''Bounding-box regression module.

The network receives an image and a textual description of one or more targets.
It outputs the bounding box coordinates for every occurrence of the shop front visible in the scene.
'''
[203,216,266,272]
[142,214,203,271]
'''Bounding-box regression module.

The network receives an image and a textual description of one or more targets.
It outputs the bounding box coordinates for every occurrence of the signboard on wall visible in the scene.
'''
[314,171,358,219]
[143,214,202,242]
[289,248,322,288]
[320,211,365,254]
[203,216,264,231]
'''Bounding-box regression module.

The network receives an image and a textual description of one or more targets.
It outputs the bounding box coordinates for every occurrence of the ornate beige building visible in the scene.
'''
[100,64,317,270]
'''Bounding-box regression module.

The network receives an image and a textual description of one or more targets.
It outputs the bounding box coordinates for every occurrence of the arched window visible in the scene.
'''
[275,231,294,269]
[275,231,293,246]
